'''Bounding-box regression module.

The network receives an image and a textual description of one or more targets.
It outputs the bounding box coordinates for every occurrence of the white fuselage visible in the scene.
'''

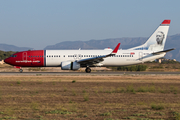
[45,49,165,67]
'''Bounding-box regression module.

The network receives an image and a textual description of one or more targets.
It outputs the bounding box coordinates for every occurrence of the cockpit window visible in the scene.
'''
[10,55,17,57]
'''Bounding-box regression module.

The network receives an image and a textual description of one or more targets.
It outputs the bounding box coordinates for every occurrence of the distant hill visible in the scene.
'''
[1,34,180,61]
[0,44,32,51]
[44,34,180,61]
[165,34,180,61]
[44,37,147,50]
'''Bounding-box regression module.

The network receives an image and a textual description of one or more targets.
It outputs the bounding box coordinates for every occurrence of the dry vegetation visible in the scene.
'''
[0,75,180,120]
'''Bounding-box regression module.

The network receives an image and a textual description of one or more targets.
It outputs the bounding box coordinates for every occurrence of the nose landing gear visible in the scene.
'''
[14,66,23,73]
[85,67,91,73]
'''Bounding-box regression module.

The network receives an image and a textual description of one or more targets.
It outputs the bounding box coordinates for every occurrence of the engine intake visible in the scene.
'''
[61,61,80,70]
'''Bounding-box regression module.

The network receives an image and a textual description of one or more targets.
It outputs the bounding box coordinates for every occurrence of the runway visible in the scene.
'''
[0,71,180,76]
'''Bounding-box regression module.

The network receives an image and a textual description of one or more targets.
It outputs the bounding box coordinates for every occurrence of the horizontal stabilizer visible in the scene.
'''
[152,48,175,55]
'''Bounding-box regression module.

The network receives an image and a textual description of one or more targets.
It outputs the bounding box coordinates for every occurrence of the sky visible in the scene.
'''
[0,0,180,49]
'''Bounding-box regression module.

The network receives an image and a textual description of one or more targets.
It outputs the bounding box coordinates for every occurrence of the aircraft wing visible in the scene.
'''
[77,43,120,65]
[152,48,175,55]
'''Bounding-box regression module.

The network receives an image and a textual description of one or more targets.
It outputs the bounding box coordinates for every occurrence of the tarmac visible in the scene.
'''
[0,71,179,76]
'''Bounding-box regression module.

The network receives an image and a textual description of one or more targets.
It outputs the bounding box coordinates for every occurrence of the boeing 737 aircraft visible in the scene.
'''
[4,20,174,73]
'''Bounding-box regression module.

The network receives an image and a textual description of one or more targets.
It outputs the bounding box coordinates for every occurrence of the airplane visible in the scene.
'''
[4,20,174,73]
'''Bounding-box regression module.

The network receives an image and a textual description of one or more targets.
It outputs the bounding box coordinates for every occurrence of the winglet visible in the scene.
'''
[112,43,120,54]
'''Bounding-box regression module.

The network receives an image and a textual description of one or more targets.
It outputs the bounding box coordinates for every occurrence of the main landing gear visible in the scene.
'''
[85,67,91,73]
[19,69,23,73]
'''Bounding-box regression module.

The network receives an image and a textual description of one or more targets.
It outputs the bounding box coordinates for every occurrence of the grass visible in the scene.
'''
[72,80,76,83]
[154,112,165,116]
[0,90,1,100]
[37,81,43,84]
[83,93,89,101]
[45,110,73,114]
[64,86,67,92]
[0,116,16,119]
[133,113,147,116]
[106,85,179,94]
[100,112,112,116]
[95,89,98,94]
[116,87,125,93]
[30,102,39,110]
[0,75,180,119]
[172,112,180,120]
[4,107,14,116]
[170,86,179,93]
[137,85,155,92]
[137,101,146,105]
[16,81,21,84]
[126,85,136,94]
[69,104,77,112]
[53,81,56,85]
[36,74,42,76]
[151,103,165,110]
[100,86,104,92]
[72,89,77,96]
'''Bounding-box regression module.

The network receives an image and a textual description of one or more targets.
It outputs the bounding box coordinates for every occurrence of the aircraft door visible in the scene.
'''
[139,52,143,61]
[23,52,27,62]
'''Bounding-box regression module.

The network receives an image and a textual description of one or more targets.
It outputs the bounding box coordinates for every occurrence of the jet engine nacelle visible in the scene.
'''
[61,61,80,70]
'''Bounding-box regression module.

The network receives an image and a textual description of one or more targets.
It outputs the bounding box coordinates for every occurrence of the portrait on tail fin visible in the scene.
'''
[156,31,164,45]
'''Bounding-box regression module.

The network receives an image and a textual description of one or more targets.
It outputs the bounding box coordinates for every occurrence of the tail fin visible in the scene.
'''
[128,20,171,52]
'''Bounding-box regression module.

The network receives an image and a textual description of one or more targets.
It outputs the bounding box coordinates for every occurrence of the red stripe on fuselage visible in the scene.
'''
[5,50,44,67]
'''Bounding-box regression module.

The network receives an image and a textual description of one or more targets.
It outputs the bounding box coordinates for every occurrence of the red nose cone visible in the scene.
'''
[4,58,8,63]
[4,58,10,64]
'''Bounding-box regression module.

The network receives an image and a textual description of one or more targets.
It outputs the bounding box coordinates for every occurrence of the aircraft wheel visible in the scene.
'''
[85,67,91,73]
[19,69,23,73]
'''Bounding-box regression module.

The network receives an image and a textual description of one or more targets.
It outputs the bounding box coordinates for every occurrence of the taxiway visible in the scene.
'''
[0,71,179,76]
